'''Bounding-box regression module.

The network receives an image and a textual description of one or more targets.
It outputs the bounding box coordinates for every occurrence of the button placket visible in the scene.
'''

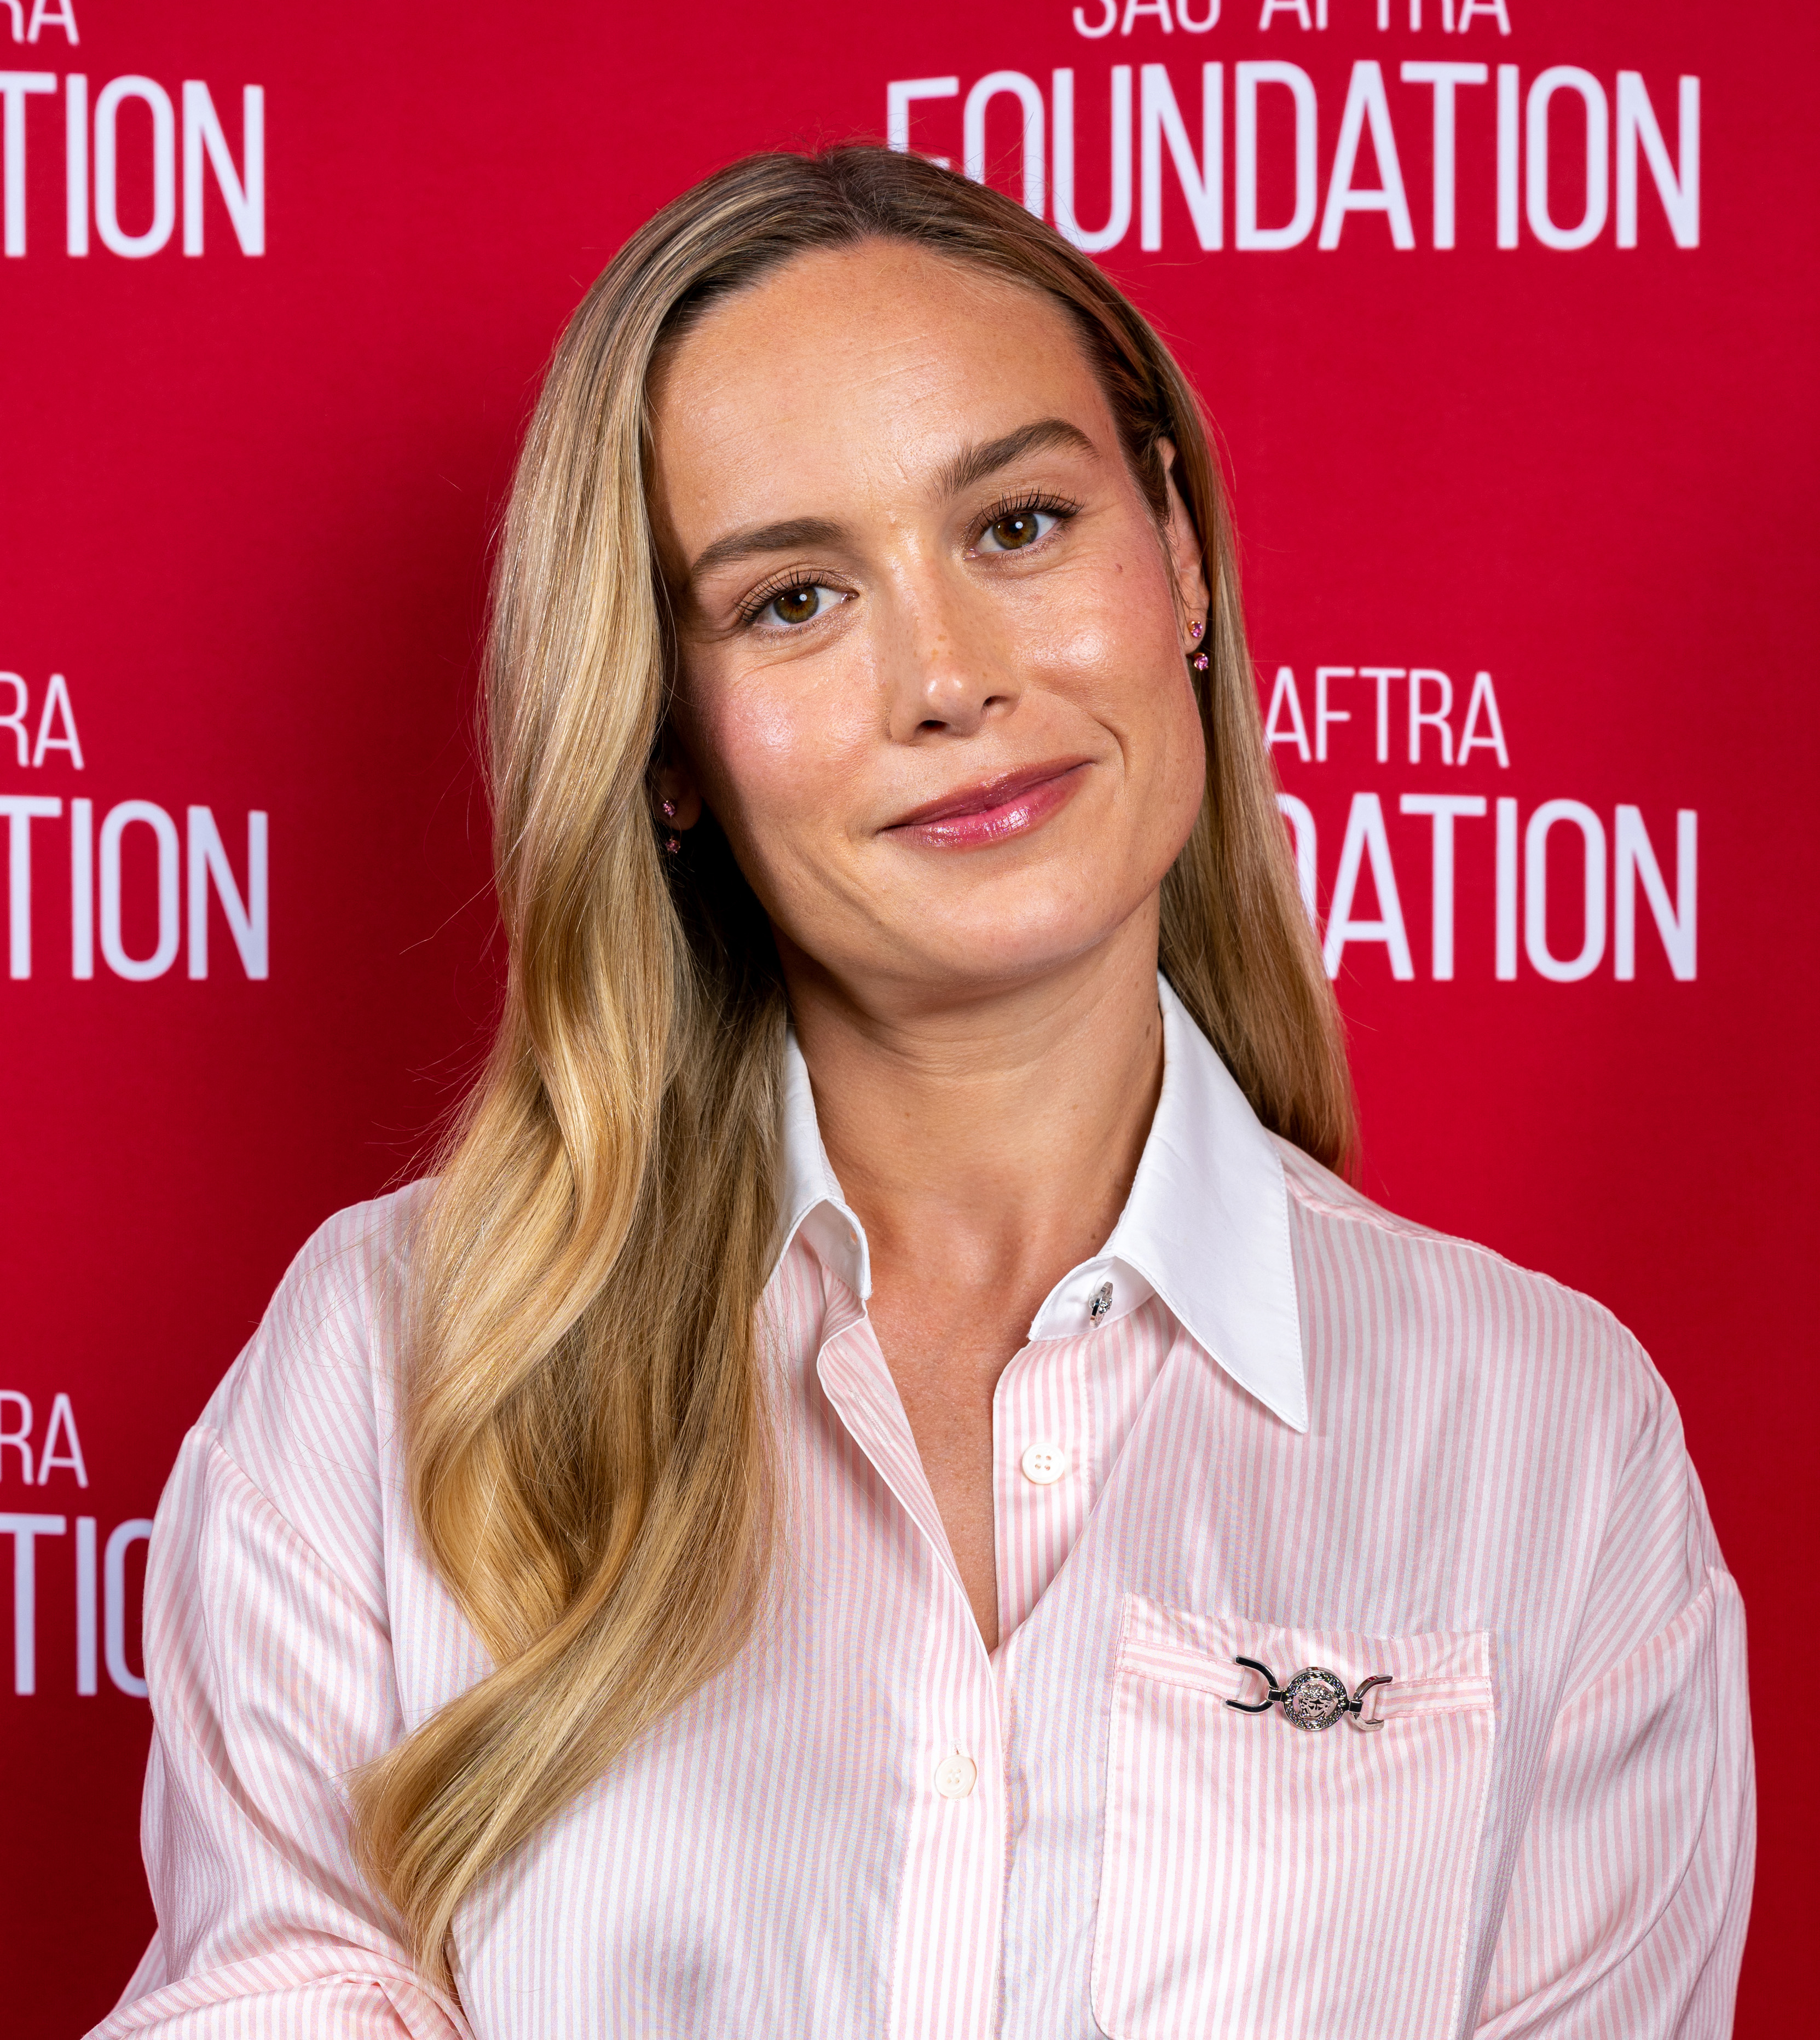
[994,1327,1100,1644]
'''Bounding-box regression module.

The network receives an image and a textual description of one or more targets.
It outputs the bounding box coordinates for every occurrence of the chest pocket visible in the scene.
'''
[1091,1595,1497,2040]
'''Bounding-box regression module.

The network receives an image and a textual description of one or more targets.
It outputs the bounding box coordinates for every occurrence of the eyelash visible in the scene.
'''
[733,489,1083,629]
[736,568,847,629]
[968,489,1081,552]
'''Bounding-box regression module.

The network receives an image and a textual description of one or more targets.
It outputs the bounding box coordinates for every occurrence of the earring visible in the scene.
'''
[664,835,681,855]
[1191,650,1210,671]
[660,798,677,820]
[1189,619,1204,640]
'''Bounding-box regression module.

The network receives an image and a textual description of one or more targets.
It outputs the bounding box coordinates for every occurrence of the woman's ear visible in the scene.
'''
[1157,437,1211,638]
[650,729,706,832]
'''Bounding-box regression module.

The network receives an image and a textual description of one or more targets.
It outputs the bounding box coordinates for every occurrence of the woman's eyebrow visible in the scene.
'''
[689,515,846,583]
[937,417,1096,498]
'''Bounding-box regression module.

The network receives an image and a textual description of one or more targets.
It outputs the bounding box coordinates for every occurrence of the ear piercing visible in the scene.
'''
[658,797,681,854]
[1188,619,1209,671]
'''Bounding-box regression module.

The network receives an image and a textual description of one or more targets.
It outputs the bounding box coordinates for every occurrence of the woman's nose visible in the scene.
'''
[883,591,1022,744]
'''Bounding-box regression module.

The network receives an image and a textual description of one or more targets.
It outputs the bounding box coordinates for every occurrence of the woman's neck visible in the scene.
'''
[784,904,1166,1318]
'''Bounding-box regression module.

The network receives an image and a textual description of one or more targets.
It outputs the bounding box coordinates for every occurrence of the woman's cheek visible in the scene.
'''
[710,666,869,840]
[1036,551,1171,701]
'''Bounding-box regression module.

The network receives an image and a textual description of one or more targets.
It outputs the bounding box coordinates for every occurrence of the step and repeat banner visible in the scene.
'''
[2,1,1812,2031]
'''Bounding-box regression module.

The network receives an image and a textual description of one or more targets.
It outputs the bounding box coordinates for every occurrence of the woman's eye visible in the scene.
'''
[761,583,841,627]
[977,506,1060,554]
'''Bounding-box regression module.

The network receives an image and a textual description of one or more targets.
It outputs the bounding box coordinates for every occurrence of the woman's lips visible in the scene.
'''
[883,760,1090,850]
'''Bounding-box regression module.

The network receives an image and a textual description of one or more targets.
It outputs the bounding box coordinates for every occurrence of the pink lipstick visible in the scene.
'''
[883,760,1089,850]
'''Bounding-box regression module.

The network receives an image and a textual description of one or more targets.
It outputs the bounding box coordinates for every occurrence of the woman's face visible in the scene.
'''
[648,238,1209,1011]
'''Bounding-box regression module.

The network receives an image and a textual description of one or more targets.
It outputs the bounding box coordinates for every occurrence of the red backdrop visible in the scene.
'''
[2,2,1812,2032]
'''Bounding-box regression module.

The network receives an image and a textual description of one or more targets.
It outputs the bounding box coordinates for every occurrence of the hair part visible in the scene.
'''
[351,142,1354,1985]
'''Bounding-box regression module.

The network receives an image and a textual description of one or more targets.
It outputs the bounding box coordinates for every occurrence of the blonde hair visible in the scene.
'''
[352,144,1354,1980]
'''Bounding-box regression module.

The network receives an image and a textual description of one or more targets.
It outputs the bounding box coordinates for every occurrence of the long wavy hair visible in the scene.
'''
[351,143,1354,1982]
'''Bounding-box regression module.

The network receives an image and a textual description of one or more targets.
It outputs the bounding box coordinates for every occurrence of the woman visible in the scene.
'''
[97,147,1750,2039]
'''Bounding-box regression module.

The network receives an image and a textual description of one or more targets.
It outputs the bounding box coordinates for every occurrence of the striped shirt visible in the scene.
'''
[96,981,1752,2039]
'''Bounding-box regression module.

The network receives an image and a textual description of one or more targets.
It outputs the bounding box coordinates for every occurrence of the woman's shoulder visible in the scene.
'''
[206,1180,430,1418]
[175,1180,435,1593]
[1270,1136,1670,1433]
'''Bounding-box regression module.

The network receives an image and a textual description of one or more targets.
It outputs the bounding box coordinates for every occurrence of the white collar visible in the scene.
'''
[774,975,1307,1433]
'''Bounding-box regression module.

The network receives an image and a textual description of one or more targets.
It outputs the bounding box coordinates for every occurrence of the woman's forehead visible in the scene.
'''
[663,238,1078,378]
[648,241,1110,527]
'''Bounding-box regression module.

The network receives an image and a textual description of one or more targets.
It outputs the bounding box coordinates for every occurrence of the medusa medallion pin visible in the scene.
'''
[1226,1657,1394,1732]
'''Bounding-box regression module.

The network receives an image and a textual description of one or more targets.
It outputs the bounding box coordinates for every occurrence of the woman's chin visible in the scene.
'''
[842,908,1143,1004]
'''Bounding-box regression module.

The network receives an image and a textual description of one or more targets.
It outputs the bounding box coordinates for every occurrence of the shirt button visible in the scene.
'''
[934,1749,978,1799]
[1020,1440,1069,1485]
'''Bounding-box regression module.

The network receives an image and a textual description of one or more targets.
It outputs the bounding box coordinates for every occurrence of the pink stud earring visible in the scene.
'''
[1189,620,1204,639]
[660,798,677,820]
[664,836,681,855]
[1191,650,1210,671]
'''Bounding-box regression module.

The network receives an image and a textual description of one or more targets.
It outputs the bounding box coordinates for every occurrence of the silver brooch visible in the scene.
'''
[1088,1281,1114,1323]
[1226,1656,1393,1733]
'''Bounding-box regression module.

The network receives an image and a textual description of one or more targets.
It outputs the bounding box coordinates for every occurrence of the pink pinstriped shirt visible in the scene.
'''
[97,983,1753,2039]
